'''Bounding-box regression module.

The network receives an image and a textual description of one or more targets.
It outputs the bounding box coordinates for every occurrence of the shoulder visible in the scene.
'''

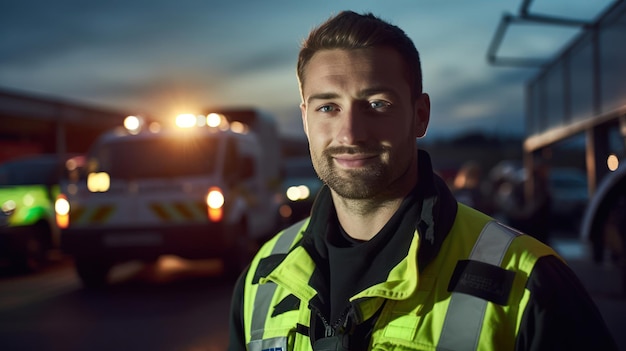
[257,218,310,257]
[244,218,310,285]
[516,255,618,349]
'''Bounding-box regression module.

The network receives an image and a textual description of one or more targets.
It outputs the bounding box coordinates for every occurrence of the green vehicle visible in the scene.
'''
[0,154,76,271]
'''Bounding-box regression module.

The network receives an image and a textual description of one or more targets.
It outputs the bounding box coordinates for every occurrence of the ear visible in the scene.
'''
[300,102,310,139]
[414,93,430,138]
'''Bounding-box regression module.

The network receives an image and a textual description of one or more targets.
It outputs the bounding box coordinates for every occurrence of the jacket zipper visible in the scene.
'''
[309,304,335,337]
[310,302,356,338]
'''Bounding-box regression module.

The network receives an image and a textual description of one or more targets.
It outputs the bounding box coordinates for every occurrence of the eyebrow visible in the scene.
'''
[360,87,399,99]
[306,87,398,105]
[306,92,339,105]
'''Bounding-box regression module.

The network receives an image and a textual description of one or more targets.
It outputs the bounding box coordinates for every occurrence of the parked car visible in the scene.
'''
[548,167,589,230]
[277,157,323,227]
[0,154,79,271]
[488,161,589,232]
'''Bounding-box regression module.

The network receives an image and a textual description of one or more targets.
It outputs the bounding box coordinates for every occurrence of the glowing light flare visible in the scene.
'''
[607,154,619,171]
[66,158,79,171]
[2,200,16,214]
[286,185,311,201]
[206,187,225,222]
[279,204,293,219]
[148,122,162,133]
[230,121,249,134]
[206,187,225,209]
[55,195,70,229]
[87,172,111,192]
[124,116,143,134]
[176,113,197,128]
[55,195,70,216]
[22,193,35,207]
[196,115,207,127]
[206,113,223,128]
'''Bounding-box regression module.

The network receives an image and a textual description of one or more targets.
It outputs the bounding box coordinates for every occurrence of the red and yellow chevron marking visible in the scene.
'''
[149,203,172,221]
[149,201,206,222]
[70,205,115,225]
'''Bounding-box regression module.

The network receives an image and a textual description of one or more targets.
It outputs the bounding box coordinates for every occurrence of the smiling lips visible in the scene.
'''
[333,153,378,168]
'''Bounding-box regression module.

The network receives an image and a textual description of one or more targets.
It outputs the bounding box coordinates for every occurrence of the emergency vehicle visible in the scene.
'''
[56,111,282,288]
[0,154,80,271]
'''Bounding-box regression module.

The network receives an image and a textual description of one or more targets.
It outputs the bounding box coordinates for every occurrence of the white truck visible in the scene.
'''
[56,110,282,288]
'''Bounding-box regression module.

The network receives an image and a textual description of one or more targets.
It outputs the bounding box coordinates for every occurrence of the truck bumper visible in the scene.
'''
[61,222,237,261]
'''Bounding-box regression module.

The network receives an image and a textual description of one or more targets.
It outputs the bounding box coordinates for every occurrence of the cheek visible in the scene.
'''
[308,134,327,157]
[306,119,333,144]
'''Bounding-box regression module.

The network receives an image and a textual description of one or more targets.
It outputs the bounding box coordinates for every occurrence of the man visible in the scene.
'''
[229,11,617,350]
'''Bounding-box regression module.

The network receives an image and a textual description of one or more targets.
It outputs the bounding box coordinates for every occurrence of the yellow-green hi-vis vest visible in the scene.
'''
[243,204,559,351]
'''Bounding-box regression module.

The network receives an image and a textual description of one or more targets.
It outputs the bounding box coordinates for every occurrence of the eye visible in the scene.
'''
[316,105,336,113]
[369,100,391,110]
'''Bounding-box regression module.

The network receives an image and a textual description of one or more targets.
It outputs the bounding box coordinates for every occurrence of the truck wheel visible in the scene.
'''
[222,222,255,280]
[618,199,626,298]
[620,238,626,298]
[75,259,111,289]
[12,224,50,272]
[21,236,46,272]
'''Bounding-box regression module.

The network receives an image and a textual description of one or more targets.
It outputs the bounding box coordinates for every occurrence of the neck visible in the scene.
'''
[332,157,418,241]
[332,196,402,241]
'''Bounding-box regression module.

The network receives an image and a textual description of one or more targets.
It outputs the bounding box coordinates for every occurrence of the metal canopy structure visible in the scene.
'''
[487,0,594,68]
[486,0,626,198]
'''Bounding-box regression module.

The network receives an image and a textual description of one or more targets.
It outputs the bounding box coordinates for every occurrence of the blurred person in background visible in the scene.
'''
[496,163,552,244]
[228,11,616,351]
[451,160,493,215]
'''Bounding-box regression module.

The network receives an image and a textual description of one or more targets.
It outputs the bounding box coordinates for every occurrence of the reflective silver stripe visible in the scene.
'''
[437,221,518,351]
[250,219,306,341]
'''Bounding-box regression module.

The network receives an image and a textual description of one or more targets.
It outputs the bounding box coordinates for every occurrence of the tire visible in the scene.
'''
[618,204,626,298]
[75,259,112,289]
[620,233,626,298]
[12,223,50,273]
[21,236,46,272]
[222,221,255,280]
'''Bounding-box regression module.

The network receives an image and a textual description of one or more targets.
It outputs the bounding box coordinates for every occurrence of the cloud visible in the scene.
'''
[0,0,615,140]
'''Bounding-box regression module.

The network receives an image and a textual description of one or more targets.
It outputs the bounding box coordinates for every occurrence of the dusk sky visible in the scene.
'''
[0,0,614,139]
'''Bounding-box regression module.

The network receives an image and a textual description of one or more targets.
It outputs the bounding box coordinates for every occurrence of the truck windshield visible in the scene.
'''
[92,135,219,179]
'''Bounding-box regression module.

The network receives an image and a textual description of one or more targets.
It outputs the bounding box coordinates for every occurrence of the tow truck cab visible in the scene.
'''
[0,154,80,271]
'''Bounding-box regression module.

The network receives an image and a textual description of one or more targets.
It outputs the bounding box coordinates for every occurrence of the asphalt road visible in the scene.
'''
[549,234,626,350]
[0,256,235,351]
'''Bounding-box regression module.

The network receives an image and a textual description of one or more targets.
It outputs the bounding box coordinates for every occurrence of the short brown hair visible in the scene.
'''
[297,11,423,98]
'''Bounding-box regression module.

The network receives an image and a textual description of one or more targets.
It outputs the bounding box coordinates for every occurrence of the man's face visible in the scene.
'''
[300,47,430,199]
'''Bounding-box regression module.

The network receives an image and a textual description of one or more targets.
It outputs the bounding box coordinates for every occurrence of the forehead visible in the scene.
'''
[302,47,409,95]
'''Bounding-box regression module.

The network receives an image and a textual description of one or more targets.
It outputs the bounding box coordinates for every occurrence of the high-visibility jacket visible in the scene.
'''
[241,203,558,351]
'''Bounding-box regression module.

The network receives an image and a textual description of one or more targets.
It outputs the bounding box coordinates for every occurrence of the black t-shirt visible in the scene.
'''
[325,186,421,324]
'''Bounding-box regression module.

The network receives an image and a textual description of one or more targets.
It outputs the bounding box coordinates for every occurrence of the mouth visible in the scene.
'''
[332,153,378,169]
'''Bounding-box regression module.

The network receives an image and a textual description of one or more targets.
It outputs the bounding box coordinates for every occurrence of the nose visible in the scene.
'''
[336,106,366,145]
